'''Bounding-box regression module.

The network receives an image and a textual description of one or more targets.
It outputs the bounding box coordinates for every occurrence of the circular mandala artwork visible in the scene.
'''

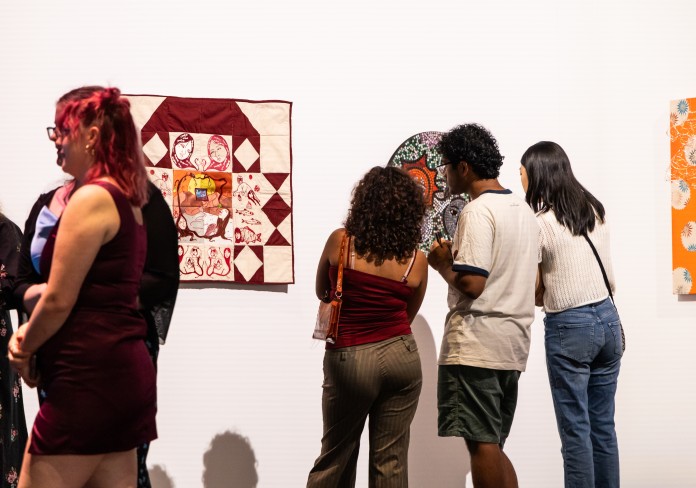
[387,131,469,253]
[442,195,468,238]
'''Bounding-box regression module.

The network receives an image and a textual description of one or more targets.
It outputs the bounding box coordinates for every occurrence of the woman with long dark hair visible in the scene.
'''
[307,166,428,487]
[521,141,623,488]
[8,86,156,488]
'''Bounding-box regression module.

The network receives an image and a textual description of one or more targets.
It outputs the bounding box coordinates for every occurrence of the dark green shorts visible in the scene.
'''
[437,364,521,445]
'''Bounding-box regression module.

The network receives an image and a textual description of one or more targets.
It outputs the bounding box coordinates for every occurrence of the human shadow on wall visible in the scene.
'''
[409,315,471,487]
[149,464,175,488]
[202,431,259,488]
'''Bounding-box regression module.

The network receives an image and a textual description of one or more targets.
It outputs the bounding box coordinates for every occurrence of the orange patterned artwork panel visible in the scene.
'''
[670,98,696,294]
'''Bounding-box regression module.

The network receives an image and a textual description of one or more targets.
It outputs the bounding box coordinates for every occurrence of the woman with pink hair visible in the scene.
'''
[9,86,156,488]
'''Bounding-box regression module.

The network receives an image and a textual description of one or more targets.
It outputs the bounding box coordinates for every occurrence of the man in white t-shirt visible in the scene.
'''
[428,124,539,488]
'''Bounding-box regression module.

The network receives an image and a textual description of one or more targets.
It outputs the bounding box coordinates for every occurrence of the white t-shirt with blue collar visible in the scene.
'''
[439,189,540,372]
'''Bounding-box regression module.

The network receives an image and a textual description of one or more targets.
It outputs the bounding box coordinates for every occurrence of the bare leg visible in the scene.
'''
[19,451,101,488]
[19,434,136,488]
[465,440,518,488]
[499,447,518,488]
[86,449,138,488]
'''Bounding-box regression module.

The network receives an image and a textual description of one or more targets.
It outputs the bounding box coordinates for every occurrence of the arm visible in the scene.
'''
[405,250,428,323]
[14,185,121,355]
[535,264,544,307]
[429,207,493,300]
[315,228,345,301]
[427,240,487,299]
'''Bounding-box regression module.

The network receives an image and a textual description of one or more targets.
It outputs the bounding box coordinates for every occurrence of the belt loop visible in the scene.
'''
[340,352,347,361]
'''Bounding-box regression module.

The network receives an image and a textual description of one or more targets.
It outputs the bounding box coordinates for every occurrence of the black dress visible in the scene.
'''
[0,214,26,488]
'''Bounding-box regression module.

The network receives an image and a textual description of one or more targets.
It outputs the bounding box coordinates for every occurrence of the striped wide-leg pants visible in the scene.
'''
[307,334,422,488]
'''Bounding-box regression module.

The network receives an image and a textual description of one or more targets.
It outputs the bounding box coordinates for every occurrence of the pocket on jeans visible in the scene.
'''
[556,322,594,362]
[608,320,624,356]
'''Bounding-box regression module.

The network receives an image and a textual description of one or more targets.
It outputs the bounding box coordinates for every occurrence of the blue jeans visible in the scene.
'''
[544,298,623,488]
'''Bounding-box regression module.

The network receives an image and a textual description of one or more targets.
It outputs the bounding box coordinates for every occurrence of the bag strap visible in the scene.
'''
[335,234,348,297]
[583,232,625,351]
[582,233,614,304]
[401,251,418,282]
[348,236,356,270]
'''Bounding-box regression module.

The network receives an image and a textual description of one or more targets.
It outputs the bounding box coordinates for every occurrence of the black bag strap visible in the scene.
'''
[582,232,625,351]
[582,233,613,303]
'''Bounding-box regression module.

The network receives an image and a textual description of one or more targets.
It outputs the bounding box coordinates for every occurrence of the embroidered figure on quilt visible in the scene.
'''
[206,247,232,277]
[234,226,262,244]
[149,169,173,199]
[174,173,231,241]
[206,135,231,172]
[180,246,204,276]
[171,133,195,169]
[233,175,261,206]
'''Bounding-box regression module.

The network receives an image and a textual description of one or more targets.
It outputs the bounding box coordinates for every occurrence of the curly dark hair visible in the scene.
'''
[438,123,504,179]
[344,166,426,265]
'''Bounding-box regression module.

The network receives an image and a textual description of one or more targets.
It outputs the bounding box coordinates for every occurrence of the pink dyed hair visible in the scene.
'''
[56,86,148,206]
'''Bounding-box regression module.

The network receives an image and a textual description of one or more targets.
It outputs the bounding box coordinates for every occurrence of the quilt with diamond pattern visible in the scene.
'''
[126,95,294,284]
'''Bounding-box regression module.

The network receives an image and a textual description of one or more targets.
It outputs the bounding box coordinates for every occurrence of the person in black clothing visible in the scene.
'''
[0,212,28,488]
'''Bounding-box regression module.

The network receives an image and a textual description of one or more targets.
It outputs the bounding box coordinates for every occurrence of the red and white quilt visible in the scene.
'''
[126,95,294,284]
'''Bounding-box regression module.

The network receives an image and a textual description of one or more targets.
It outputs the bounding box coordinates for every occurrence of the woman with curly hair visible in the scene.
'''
[307,166,428,488]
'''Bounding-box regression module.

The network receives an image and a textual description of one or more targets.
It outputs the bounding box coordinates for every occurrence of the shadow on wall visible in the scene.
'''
[202,431,259,488]
[409,315,471,487]
[149,465,175,488]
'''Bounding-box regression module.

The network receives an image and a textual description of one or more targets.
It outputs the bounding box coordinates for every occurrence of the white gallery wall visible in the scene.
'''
[1,1,695,486]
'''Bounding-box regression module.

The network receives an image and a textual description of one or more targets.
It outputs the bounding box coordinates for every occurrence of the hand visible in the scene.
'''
[8,325,32,371]
[428,239,454,273]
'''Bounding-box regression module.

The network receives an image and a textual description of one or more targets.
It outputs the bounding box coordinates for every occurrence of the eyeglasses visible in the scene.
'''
[436,158,458,176]
[46,126,70,140]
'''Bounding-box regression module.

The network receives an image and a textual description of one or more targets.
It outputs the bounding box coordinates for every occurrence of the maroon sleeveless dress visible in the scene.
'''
[29,181,157,455]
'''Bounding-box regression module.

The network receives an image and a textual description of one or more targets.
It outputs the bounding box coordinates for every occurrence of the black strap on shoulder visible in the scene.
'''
[583,233,624,351]
[582,233,613,302]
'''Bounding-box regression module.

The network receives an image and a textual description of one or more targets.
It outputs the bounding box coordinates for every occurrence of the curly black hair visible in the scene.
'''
[344,166,426,265]
[438,124,504,179]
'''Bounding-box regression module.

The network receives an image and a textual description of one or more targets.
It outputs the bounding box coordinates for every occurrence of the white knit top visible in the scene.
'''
[538,210,616,313]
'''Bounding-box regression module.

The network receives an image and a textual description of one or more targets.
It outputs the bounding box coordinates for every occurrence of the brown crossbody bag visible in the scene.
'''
[312,234,348,343]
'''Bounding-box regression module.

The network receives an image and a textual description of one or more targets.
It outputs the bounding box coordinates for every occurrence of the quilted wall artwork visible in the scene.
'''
[670,97,696,294]
[126,95,294,284]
